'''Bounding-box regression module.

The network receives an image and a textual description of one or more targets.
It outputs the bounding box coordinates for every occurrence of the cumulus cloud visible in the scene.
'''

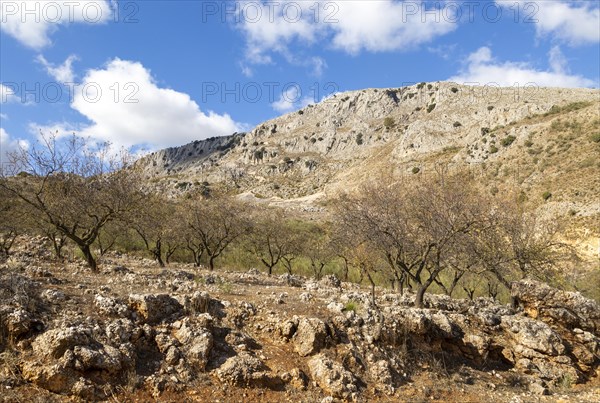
[496,1,600,45]
[0,0,113,49]
[271,86,314,113]
[236,0,456,70]
[36,54,79,83]
[63,59,241,149]
[448,46,595,88]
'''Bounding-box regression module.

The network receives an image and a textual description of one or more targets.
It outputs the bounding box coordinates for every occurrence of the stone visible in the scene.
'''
[128,294,183,324]
[308,354,358,399]
[293,317,328,357]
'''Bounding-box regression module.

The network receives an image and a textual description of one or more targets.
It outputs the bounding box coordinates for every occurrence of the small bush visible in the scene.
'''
[383,117,395,128]
[427,103,436,113]
[501,135,516,147]
[481,127,490,136]
[542,191,552,201]
[590,132,600,143]
[412,167,420,174]
[487,106,494,111]
[450,87,458,93]
[343,301,359,312]
[524,140,534,147]
[356,133,364,145]
[489,145,499,154]
[453,121,462,128]
[417,82,426,89]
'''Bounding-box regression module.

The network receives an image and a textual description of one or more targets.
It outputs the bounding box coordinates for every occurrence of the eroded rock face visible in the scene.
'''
[128,294,183,324]
[32,327,92,359]
[293,317,328,357]
[308,354,358,399]
[216,352,281,388]
[512,279,600,333]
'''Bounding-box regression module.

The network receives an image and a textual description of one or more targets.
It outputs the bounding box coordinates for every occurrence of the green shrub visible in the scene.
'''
[487,106,494,111]
[453,121,462,128]
[412,167,420,174]
[590,132,600,143]
[501,135,516,147]
[343,301,359,312]
[489,145,499,154]
[427,103,436,113]
[542,191,552,201]
[524,140,534,147]
[450,87,458,93]
[383,117,395,128]
[356,133,364,145]
[481,127,490,136]
[417,82,426,89]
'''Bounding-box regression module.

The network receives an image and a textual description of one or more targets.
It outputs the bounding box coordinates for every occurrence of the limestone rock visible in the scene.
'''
[293,317,328,356]
[308,354,358,399]
[128,294,183,324]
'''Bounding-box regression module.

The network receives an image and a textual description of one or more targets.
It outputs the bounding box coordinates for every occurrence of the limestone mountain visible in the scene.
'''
[136,81,600,258]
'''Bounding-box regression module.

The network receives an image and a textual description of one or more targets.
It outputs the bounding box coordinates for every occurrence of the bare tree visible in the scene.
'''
[0,133,144,271]
[0,188,26,258]
[336,172,485,308]
[465,194,571,306]
[130,196,181,267]
[185,195,249,270]
[246,207,297,275]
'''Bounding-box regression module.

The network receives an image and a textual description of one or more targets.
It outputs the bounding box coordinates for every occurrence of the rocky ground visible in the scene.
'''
[0,237,599,402]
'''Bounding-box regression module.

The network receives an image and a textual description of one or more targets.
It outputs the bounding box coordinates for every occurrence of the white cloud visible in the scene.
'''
[0,83,17,103]
[0,114,7,120]
[240,63,254,78]
[36,54,78,83]
[0,0,113,49]
[496,1,600,45]
[0,128,30,165]
[449,46,595,88]
[65,59,241,149]
[548,46,568,74]
[237,1,456,69]
[271,86,314,113]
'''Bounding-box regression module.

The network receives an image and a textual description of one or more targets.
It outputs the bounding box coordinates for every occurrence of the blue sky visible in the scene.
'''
[1,0,599,156]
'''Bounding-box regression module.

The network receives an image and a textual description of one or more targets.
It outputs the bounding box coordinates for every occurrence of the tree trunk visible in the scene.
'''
[208,255,216,271]
[414,277,435,308]
[415,285,427,308]
[80,244,98,272]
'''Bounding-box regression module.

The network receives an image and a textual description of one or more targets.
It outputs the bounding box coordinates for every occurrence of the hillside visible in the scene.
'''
[1,237,599,402]
[136,82,600,259]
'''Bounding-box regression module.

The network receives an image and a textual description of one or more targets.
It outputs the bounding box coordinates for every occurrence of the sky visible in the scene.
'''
[1,0,599,158]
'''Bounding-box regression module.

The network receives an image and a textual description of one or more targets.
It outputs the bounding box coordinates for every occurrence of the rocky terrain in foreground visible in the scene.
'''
[1,237,599,402]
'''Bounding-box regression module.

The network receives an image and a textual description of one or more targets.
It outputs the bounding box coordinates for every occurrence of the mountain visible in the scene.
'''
[136,82,600,257]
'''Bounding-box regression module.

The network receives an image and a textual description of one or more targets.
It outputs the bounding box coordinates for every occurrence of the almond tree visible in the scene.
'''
[130,196,181,267]
[336,173,484,308]
[245,207,297,275]
[185,195,250,270]
[0,133,144,271]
